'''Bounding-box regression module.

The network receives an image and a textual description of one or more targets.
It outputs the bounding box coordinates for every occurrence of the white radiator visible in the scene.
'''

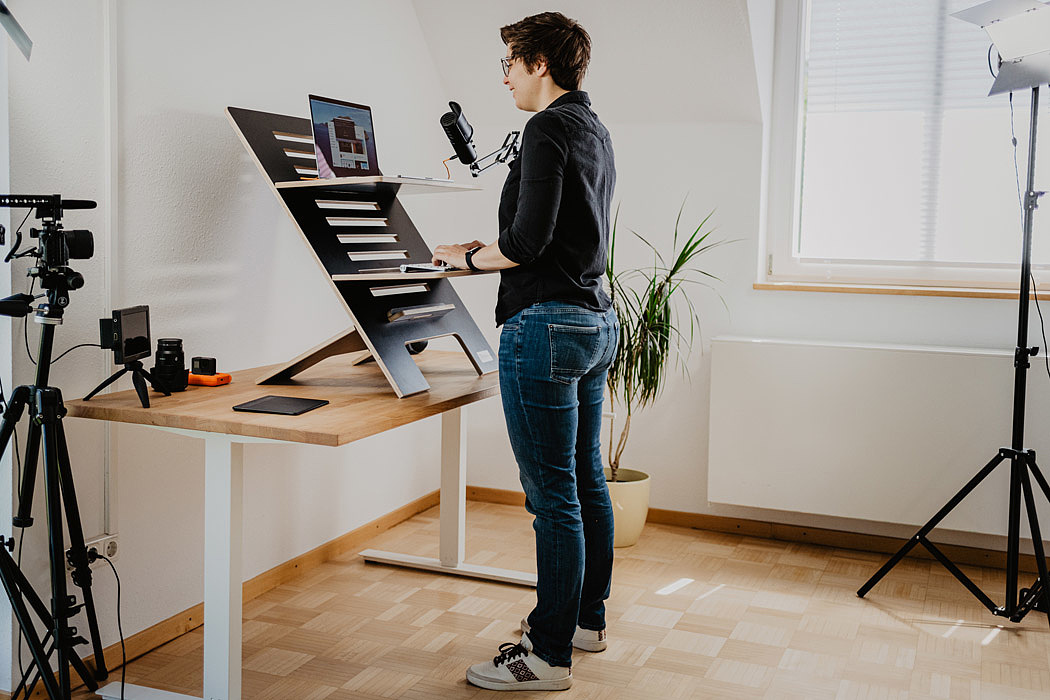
[708,337,1050,537]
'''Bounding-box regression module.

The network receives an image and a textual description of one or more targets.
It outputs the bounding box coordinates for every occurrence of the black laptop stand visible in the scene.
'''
[226,106,497,397]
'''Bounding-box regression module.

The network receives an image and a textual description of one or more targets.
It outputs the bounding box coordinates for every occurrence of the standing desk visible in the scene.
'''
[65,351,534,700]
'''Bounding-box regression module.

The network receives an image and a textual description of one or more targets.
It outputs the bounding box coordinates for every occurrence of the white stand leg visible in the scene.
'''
[361,407,536,587]
[440,407,466,567]
[98,438,246,700]
[203,438,243,700]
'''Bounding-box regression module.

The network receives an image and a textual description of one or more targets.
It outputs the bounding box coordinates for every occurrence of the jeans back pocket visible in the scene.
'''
[549,323,602,384]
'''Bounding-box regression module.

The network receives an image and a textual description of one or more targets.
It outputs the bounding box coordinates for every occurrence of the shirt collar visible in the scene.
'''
[546,90,590,110]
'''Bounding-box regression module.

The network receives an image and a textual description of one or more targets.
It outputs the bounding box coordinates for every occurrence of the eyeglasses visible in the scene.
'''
[500,56,514,77]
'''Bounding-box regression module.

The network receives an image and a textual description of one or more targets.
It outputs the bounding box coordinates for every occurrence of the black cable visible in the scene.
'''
[4,208,32,263]
[1032,274,1050,383]
[987,44,998,79]
[21,278,35,366]
[52,343,101,364]
[98,555,126,700]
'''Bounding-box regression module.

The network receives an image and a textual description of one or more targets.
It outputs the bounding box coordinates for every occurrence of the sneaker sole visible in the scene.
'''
[520,620,608,652]
[466,668,573,691]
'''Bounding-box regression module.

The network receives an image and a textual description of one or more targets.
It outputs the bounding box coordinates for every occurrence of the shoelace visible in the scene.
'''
[493,642,528,667]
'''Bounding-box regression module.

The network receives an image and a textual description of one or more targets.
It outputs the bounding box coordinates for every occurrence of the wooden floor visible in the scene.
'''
[73,501,1050,699]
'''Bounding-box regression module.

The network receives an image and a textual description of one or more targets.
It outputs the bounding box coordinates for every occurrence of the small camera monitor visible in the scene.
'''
[100,305,151,365]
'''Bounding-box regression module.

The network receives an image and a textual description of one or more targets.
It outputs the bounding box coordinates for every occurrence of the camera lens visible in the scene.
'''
[65,230,94,260]
[153,338,188,392]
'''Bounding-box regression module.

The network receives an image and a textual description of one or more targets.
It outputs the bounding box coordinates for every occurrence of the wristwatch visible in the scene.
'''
[464,246,482,272]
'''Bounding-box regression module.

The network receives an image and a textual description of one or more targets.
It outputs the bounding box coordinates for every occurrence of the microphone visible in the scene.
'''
[440,101,477,165]
[60,199,97,210]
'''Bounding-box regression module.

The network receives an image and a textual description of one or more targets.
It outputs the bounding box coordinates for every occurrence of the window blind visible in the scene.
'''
[798,0,1048,267]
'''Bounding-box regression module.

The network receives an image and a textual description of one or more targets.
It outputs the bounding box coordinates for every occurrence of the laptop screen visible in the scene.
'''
[308,94,382,178]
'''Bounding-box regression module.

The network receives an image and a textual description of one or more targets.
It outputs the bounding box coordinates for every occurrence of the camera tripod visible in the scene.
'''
[0,197,108,698]
[85,358,169,409]
[858,86,1050,626]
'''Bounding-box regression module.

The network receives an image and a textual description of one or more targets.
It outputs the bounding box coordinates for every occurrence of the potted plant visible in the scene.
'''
[604,201,726,547]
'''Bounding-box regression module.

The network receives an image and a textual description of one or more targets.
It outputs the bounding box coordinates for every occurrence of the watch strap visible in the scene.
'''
[464,246,482,272]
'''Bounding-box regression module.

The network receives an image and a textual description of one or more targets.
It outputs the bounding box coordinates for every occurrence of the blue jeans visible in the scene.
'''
[499,301,619,668]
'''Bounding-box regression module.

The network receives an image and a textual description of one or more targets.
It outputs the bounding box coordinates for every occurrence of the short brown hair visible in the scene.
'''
[500,12,591,91]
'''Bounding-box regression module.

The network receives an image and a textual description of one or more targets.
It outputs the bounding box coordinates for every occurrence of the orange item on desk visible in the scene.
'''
[188,372,231,387]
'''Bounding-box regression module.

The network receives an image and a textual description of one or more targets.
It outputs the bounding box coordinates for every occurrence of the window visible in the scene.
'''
[766,0,1050,288]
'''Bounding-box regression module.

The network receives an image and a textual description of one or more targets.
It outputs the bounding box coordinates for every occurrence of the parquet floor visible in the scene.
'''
[73,501,1050,699]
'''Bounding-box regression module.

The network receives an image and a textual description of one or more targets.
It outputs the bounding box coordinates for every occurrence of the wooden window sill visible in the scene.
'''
[753,282,1049,300]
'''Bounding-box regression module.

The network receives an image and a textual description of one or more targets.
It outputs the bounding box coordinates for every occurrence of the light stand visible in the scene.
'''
[859,0,1050,625]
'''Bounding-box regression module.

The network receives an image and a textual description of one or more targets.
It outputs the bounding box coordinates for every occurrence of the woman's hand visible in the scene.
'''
[433,241,486,268]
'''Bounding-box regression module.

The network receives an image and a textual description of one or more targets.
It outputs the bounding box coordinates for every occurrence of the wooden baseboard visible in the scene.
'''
[467,486,1040,575]
[31,489,440,698]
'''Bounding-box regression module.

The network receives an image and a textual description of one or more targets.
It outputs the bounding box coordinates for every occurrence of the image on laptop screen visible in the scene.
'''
[309,94,381,178]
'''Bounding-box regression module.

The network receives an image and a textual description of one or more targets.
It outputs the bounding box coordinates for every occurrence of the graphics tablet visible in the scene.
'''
[232,396,329,416]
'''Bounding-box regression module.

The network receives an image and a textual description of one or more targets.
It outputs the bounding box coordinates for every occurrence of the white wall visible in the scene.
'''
[2,0,492,685]
[420,1,1048,552]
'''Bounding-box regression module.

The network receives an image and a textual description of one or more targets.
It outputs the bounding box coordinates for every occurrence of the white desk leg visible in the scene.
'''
[360,407,537,587]
[203,438,243,700]
[440,407,466,567]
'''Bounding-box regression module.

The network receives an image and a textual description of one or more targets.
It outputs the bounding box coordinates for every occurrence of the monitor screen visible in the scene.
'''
[115,306,151,364]
[309,95,381,178]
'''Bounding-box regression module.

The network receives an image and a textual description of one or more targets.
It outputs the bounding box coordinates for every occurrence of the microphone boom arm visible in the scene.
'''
[467,131,521,177]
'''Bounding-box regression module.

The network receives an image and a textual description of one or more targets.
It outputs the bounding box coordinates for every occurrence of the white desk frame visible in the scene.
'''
[97,406,535,700]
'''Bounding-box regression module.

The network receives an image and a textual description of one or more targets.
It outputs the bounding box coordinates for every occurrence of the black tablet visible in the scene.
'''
[232,396,329,416]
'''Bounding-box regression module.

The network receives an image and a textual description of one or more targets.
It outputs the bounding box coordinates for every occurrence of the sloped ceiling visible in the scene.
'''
[412,0,761,125]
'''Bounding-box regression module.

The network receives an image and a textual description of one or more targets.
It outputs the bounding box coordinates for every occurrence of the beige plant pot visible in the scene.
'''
[604,468,651,548]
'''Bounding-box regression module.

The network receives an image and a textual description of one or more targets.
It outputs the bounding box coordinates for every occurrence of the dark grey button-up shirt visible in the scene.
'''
[495,90,616,326]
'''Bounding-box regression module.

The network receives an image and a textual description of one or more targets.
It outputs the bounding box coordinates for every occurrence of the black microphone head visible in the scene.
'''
[440,101,477,165]
[61,199,97,210]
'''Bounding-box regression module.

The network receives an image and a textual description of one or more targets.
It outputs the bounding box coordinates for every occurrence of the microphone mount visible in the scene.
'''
[440,101,520,177]
[462,130,520,177]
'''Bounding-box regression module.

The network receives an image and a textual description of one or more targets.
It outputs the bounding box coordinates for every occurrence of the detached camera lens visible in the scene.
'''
[153,338,188,392]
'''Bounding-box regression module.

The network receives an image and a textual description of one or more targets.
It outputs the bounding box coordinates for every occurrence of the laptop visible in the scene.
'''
[308,94,382,178]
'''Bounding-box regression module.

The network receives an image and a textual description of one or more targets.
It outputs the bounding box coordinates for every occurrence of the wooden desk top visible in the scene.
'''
[65,351,499,447]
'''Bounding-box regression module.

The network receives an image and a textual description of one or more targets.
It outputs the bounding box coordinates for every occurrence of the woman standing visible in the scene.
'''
[431,11,618,693]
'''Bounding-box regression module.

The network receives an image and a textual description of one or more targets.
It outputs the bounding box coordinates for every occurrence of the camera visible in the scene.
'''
[0,195,96,319]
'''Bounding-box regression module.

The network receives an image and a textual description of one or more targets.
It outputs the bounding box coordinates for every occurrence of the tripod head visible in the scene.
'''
[0,194,95,325]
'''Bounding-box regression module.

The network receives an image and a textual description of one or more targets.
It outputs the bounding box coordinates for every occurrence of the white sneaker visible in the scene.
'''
[520,617,608,652]
[466,637,572,691]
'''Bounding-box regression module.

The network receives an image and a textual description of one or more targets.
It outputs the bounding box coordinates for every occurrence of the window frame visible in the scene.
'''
[763,0,1045,291]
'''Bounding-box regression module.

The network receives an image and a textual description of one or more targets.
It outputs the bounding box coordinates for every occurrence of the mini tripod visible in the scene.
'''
[84,358,169,408]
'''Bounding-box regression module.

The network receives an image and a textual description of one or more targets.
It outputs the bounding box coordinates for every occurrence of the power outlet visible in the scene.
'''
[66,534,119,571]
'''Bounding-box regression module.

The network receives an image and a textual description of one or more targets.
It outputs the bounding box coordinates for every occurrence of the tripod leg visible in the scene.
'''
[0,385,30,467]
[39,410,71,699]
[82,367,128,402]
[1007,455,1026,614]
[55,418,108,680]
[1028,458,1050,505]
[1020,463,1050,628]
[14,416,42,528]
[0,545,63,699]
[131,368,150,408]
[858,452,1006,598]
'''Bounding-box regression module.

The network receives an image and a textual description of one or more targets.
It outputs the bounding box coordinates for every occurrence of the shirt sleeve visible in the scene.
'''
[497,111,569,265]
